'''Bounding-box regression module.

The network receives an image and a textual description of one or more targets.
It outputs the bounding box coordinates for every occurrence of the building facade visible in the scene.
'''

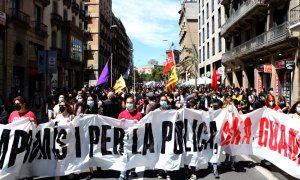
[179,0,199,82]
[136,59,162,75]
[221,0,300,104]
[84,0,132,87]
[198,0,226,84]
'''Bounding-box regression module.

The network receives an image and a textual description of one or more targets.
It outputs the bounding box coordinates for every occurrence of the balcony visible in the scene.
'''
[10,8,30,27]
[33,21,48,37]
[222,22,291,63]
[35,0,50,7]
[84,12,91,22]
[63,0,72,8]
[221,0,267,36]
[72,1,80,14]
[290,5,300,31]
[84,28,92,40]
[51,13,62,28]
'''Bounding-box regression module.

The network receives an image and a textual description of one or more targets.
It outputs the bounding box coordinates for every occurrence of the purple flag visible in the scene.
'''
[96,56,111,86]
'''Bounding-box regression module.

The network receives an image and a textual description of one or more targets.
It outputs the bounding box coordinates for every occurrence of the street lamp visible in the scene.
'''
[110,24,117,87]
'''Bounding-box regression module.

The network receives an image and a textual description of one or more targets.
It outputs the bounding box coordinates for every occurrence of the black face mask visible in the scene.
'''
[14,104,21,111]
[59,106,66,113]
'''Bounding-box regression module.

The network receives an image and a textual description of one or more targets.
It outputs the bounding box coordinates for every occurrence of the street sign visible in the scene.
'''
[0,11,6,26]
[285,60,295,71]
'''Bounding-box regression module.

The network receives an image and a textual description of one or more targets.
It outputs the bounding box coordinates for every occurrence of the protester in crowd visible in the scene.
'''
[248,89,258,112]
[232,88,243,102]
[253,92,266,110]
[265,94,281,111]
[199,91,211,111]
[145,92,158,114]
[8,96,37,125]
[46,88,57,121]
[179,88,188,108]
[101,91,121,118]
[277,95,290,114]
[74,94,86,116]
[55,101,74,124]
[53,94,66,119]
[268,88,274,95]
[289,101,300,119]
[118,96,142,180]
[84,95,99,114]
[67,93,76,113]
[30,90,44,123]
[0,104,8,124]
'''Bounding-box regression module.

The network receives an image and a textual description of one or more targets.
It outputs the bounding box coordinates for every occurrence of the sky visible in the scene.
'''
[112,0,181,67]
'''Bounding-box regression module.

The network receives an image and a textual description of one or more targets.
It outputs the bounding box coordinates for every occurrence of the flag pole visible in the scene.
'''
[111,53,113,87]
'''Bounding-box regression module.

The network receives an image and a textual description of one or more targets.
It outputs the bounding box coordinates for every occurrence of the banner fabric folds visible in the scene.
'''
[1,107,300,179]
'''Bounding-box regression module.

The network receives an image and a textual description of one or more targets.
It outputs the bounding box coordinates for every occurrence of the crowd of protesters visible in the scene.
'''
[0,85,299,180]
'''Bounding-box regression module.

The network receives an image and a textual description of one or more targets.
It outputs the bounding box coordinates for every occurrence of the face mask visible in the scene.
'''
[77,99,83,103]
[261,97,265,101]
[126,103,134,110]
[14,104,21,111]
[212,95,216,99]
[269,101,274,106]
[235,92,238,95]
[59,106,66,113]
[280,101,285,105]
[87,101,94,107]
[269,91,273,94]
[252,92,256,96]
[59,98,64,103]
[160,101,168,107]
[296,107,300,113]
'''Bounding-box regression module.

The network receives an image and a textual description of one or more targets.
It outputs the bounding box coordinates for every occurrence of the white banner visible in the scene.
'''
[1,107,300,178]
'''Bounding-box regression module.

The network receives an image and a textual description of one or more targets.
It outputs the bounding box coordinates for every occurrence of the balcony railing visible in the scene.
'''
[79,9,85,19]
[51,13,62,27]
[290,5,300,28]
[221,0,267,35]
[10,8,30,26]
[34,21,48,36]
[222,22,290,63]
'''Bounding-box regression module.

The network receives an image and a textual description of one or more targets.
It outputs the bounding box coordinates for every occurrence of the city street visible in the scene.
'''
[35,154,297,180]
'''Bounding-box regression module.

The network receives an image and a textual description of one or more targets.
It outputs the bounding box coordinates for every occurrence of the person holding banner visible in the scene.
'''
[118,96,142,180]
[289,101,300,119]
[55,101,74,124]
[265,94,281,111]
[8,96,37,125]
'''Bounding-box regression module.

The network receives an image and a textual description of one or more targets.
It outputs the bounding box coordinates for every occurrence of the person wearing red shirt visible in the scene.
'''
[8,96,37,125]
[265,94,281,111]
[118,96,142,180]
[118,96,142,122]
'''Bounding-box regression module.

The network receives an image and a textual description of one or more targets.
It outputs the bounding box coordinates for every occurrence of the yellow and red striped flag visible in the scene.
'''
[113,75,126,93]
[165,67,178,93]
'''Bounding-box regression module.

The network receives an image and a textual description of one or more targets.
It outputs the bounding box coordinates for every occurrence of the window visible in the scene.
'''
[199,32,201,45]
[35,5,42,22]
[199,16,201,30]
[206,3,209,18]
[203,46,205,61]
[202,10,204,25]
[218,33,222,52]
[70,36,83,61]
[218,8,221,28]
[207,22,209,38]
[212,16,215,34]
[202,28,205,43]
[72,16,76,24]
[211,0,214,12]
[52,1,58,13]
[12,0,21,10]
[202,0,204,7]
[51,31,57,48]
[63,10,68,21]
[199,49,201,62]
[212,38,215,56]
[207,42,210,59]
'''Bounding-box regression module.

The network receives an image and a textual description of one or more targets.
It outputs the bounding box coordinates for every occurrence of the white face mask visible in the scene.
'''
[269,91,273,94]
[296,107,300,113]
[269,101,274,106]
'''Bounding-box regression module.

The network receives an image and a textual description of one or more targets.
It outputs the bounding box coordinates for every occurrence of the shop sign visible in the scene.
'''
[0,11,6,26]
[275,60,285,69]
[48,51,57,73]
[264,64,272,73]
[206,71,211,77]
[285,61,295,71]
[258,76,262,93]
[217,67,224,75]
[275,72,279,97]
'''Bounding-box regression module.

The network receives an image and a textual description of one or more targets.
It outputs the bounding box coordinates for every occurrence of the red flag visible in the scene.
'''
[211,64,218,90]
[163,50,175,75]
